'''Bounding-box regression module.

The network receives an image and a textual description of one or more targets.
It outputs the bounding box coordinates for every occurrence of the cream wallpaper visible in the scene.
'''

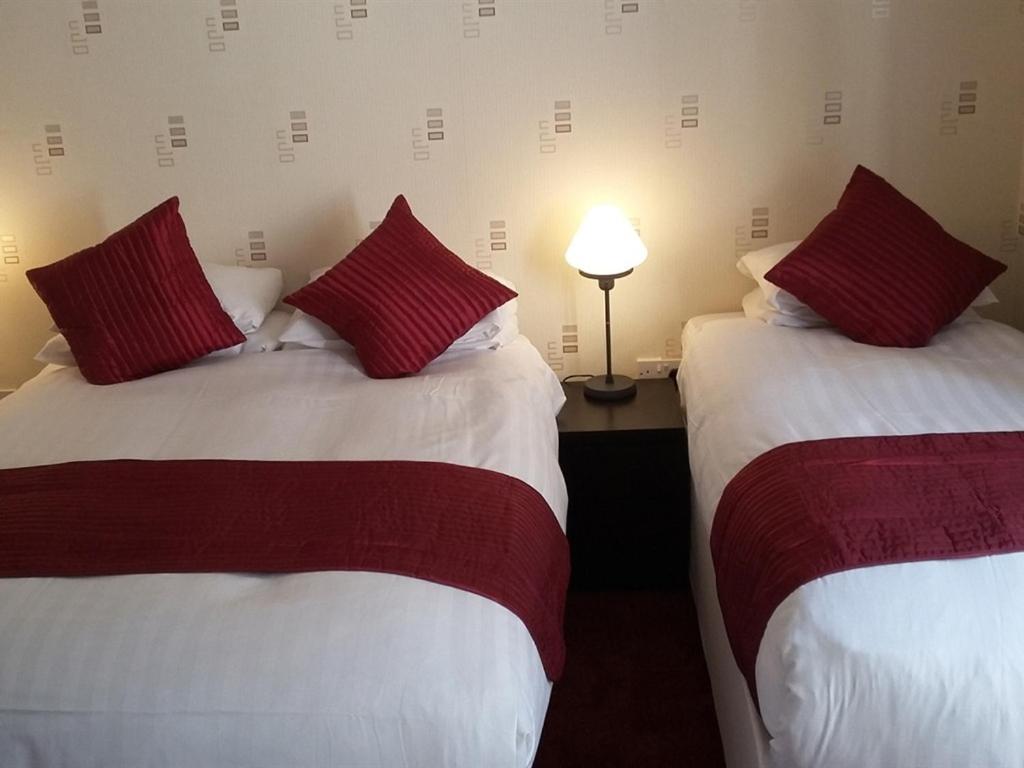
[1,0,1022,390]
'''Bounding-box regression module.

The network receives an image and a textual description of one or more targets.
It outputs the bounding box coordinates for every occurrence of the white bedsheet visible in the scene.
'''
[0,338,567,768]
[682,315,1024,768]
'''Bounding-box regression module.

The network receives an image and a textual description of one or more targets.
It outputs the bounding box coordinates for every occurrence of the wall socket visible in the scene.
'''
[637,358,681,379]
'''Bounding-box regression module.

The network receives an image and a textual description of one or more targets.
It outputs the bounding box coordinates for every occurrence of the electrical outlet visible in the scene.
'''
[637,358,681,379]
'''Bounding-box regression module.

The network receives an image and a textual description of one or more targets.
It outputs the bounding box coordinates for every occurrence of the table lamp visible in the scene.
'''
[565,204,648,401]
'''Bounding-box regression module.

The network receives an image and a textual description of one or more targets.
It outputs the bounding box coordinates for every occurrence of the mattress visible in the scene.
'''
[681,314,1024,768]
[0,338,567,768]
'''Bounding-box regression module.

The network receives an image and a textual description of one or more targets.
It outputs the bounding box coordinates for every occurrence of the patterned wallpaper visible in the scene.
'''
[1,0,1022,389]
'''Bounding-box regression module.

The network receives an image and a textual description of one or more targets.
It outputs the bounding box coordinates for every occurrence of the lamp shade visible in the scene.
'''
[565,204,648,276]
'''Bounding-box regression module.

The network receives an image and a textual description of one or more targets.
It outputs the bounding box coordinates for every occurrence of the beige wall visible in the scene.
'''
[1,0,1022,389]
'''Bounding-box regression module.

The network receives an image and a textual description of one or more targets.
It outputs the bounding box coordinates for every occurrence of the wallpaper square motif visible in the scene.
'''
[154,116,187,168]
[940,80,977,136]
[750,207,769,239]
[489,220,507,252]
[735,206,771,257]
[665,94,700,148]
[682,94,700,129]
[336,0,368,41]
[546,339,564,372]
[33,125,65,176]
[0,235,19,266]
[807,90,843,145]
[220,0,240,32]
[604,0,639,35]
[737,0,763,23]
[0,235,18,290]
[473,218,508,272]
[823,91,843,125]
[561,324,578,355]
[539,101,572,154]
[958,81,978,116]
[206,0,240,53]
[463,0,495,38]
[277,111,309,163]
[412,108,444,161]
[234,230,268,264]
[68,0,102,55]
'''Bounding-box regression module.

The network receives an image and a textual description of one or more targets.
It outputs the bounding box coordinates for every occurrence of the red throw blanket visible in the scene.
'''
[0,459,569,680]
[711,431,1024,700]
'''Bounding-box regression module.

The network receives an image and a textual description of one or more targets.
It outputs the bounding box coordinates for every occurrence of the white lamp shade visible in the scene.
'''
[565,204,648,276]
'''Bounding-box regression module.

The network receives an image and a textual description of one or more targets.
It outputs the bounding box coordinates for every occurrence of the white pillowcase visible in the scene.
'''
[279,267,519,353]
[736,241,812,317]
[35,332,245,367]
[34,334,86,367]
[201,262,284,333]
[239,309,291,353]
[737,240,999,322]
[741,289,829,328]
[742,288,986,328]
[36,309,292,368]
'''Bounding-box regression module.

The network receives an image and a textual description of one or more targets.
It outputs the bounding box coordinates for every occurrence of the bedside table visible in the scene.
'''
[557,378,689,590]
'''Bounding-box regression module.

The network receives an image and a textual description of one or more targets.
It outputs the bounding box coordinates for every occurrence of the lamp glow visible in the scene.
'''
[565,204,647,278]
[565,204,646,401]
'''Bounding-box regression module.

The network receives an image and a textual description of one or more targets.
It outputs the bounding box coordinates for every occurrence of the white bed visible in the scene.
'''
[682,313,1024,768]
[0,337,567,768]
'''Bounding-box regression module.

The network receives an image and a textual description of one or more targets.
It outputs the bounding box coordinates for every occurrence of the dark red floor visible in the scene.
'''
[533,590,726,768]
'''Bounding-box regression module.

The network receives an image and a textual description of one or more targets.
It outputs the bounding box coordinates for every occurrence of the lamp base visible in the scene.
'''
[583,374,637,401]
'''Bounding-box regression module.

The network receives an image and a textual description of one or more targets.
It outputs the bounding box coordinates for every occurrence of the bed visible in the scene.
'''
[0,337,567,768]
[682,312,1024,768]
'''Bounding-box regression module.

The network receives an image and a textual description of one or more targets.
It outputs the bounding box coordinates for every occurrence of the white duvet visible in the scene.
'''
[0,338,567,768]
[682,315,1024,768]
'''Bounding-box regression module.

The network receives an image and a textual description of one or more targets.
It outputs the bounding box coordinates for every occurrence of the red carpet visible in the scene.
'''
[534,590,726,768]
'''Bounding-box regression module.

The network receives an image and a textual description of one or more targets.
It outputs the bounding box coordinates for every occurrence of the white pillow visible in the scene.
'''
[741,289,829,328]
[280,267,519,352]
[34,333,241,367]
[36,334,245,366]
[738,241,998,317]
[201,262,284,333]
[736,241,808,316]
[35,309,293,368]
[975,287,999,307]
[278,267,348,350]
[743,288,989,330]
[34,334,86,367]
[240,309,291,353]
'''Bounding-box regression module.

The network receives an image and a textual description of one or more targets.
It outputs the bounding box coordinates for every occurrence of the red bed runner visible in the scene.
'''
[0,459,569,680]
[711,431,1024,700]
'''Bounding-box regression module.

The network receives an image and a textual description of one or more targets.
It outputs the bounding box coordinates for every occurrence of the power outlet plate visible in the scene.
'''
[637,358,681,379]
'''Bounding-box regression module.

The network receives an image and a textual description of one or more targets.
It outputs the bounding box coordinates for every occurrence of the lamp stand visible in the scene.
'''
[580,269,637,402]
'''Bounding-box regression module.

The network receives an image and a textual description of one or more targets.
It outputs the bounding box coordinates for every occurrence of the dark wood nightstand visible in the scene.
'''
[557,378,689,590]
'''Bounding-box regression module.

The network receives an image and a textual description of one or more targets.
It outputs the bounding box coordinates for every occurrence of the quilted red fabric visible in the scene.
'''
[0,458,570,680]
[766,165,1006,347]
[711,431,1024,703]
[284,195,517,378]
[26,197,244,384]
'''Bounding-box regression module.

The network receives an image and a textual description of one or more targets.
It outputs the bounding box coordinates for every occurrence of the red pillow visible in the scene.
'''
[284,195,517,378]
[27,197,244,385]
[765,165,1006,347]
